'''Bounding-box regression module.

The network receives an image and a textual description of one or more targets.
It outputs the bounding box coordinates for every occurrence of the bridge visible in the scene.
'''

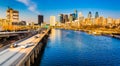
[0,28,51,66]
[0,31,36,38]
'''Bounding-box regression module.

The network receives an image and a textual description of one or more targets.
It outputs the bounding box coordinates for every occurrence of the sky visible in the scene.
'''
[0,0,120,23]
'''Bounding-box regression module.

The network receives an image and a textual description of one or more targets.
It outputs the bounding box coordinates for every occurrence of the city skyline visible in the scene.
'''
[0,0,120,23]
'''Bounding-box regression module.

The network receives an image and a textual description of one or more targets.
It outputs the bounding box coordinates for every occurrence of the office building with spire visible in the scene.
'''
[88,11,92,18]
[95,12,99,18]
[74,10,78,20]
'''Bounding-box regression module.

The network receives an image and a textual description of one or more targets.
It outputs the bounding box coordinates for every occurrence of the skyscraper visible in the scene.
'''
[72,13,76,21]
[38,15,44,25]
[95,12,99,18]
[59,14,64,23]
[63,14,69,22]
[50,16,56,26]
[6,7,19,22]
[74,10,78,19]
[69,14,73,22]
[78,12,83,17]
[78,12,84,22]
[88,11,92,18]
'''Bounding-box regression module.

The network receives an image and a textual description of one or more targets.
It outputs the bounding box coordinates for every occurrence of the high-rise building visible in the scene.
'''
[95,12,99,18]
[74,10,78,19]
[69,14,73,22]
[59,14,64,23]
[78,12,84,22]
[72,13,76,21]
[50,16,56,26]
[78,12,83,17]
[38,15,44,25]
[63,14,69,22]
[6,7,19,22]
[88,11,92,18]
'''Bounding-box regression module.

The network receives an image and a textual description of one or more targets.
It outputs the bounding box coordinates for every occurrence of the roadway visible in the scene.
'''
[0,28,49,66]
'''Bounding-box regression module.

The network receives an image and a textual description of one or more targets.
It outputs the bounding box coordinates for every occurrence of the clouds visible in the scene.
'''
[17,0,40,14]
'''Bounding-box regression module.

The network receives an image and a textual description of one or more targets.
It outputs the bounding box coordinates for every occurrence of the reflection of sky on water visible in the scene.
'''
[40,29,120,66]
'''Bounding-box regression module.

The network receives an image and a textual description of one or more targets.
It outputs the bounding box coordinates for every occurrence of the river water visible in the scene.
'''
[40,29,120,66]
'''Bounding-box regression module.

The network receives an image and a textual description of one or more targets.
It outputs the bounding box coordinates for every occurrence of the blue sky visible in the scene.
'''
[0,0,120,23]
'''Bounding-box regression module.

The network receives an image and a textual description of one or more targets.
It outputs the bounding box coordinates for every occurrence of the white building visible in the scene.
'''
[50,16,56,26]
[78,12,84,22]
[107,17,113,24]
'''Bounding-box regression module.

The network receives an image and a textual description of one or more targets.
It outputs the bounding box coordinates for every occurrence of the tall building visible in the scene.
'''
[95,12,99,18]
[50,16,56,26]
[6,7,19,22]
[78,12,83,17]
[69,14,73,22]
[63,14,69,22]
[72,13,76,21]
[38,15,44,25]
[59,14,64,23]
[74,10,78,19]
[78,12,84,22]
[88,11,92,18]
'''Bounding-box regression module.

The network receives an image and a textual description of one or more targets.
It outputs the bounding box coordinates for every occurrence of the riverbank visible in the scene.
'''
[54,27,120,39]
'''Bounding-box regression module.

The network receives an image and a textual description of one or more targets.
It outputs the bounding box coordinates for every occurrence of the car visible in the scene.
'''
[20,45,29,49]
[34,36,39,38]
[20,42,34,49]
[10,43,18,48]
[26,42,34,46]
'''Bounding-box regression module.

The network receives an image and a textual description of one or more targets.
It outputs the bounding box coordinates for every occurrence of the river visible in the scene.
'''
[40,29,120,66]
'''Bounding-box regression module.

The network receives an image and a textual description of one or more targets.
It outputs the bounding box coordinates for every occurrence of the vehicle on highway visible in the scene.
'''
[10,43,18,48]
[20,44,29,48]
[34,35,39,38]
[20,42,34,49]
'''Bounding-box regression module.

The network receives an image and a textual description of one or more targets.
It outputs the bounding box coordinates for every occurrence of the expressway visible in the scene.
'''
[0,29,49,66]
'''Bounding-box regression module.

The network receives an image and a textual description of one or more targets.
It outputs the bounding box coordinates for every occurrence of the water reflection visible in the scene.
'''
[40,29,120,66]
[50,29,61,44]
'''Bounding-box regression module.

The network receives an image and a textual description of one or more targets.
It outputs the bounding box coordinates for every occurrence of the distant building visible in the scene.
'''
[78,12,84,22]
[50,16,56,26]
[38,15,44,25]
[19,21,26,25]
[59,14,64,23]
[115,19,120,25]
[63,14,69,22]
[72,13,76,21]
[107,17,113,24]
[88,11,92,18]
[6,7,19,22]
[74,10,78,20]
[69,14,73,22]
[95,12,99,18]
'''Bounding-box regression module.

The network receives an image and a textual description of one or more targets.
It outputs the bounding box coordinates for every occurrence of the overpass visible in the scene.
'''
[0,31,35,38]
[0,28,51,66]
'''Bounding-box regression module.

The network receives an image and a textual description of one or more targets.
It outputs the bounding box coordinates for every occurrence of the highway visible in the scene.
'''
[0,29,49,66]
[0,31,30,35]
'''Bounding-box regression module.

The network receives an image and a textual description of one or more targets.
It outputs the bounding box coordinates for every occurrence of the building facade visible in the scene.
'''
[59,14,64,23]
[95,12,99,18]
[50,16,56,26]
[63,14,69,22]
[38,15,44,25]
[6,8,19,22]
[88,11,92,18]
